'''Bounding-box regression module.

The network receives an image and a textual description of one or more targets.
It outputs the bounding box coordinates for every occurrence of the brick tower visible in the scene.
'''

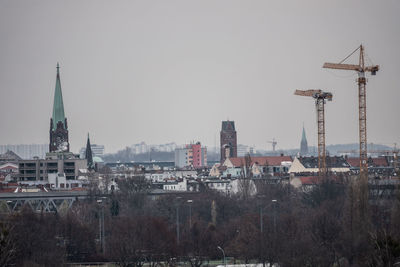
[220,120,237,163]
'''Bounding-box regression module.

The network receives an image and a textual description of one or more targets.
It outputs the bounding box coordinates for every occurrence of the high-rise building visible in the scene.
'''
[174,142,207,168]
[300,126,308,156]
[220,120,237,162]
[49,63,69,153]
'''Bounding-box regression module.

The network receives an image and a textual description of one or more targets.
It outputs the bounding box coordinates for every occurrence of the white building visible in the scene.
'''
[288,156,350,174]
[174,143,207,168]
[203,178,257,196]
[145,172,172,183]
[163,178,188,191]
[175,148,189,169]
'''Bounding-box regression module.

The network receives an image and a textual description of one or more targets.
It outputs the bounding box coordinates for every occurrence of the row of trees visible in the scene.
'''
[1,176,400,266]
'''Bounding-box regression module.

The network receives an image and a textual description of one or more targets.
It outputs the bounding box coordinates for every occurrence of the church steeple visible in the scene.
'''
[300,125,308,156]
[52,62,66,130]
[85,133,94,170]
[49,63,69,152]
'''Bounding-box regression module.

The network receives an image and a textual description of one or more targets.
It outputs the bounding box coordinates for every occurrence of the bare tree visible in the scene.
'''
[0,222,15,266]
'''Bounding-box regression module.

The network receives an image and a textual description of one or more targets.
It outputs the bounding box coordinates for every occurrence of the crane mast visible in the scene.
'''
[294,89,332,176]
[323,45,379,182]
[316,97,326,175]
[358,45,368,182]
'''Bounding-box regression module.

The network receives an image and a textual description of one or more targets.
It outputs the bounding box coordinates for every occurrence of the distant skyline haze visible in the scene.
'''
[0,0,399,153]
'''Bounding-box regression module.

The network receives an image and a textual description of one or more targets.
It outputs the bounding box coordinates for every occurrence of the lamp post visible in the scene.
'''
[96,199,105,254]
[257,195,266,233]
[176,197,182,245]
[187,199,193,229]
[217,246,226,267]
[272,199,277,234]
[97,197,107,254]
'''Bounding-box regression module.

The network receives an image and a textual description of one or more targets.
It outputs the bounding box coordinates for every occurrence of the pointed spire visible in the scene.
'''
[300,125,308,156]
[85,133,94,170]
[301,125,307,143]
[52,63,66,130]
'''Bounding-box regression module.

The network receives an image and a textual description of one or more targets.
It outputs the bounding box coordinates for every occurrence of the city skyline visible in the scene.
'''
[1,1,399,153]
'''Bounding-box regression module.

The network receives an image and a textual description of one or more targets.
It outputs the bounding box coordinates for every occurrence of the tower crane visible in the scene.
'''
[268,138,277,152]
[294,89,333,176]
[323,45,379,182]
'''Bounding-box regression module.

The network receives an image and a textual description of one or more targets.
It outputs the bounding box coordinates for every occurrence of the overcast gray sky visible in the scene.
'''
[0,0,399,153]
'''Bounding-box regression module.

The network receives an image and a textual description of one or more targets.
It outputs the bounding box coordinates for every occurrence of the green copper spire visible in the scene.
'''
[52,63,66,130]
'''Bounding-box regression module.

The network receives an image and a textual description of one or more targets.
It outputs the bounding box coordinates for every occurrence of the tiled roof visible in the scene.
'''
[372,157,389,167]
[346,158,360,167]
[0,188,17,193]
[0,150,22,161]
[0,163,18,170]
[298,175,344,185]
[229,156,292,167]
[299,156,350,169]
[346,157,388,167]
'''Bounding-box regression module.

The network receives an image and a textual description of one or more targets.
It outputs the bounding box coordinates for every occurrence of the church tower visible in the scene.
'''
[220,120,237,162]
[49,63,69,152]
[85,133,94,170]
[300,125,308,156]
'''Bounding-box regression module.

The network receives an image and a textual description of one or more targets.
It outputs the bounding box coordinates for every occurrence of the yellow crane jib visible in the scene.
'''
[323,44,379,182]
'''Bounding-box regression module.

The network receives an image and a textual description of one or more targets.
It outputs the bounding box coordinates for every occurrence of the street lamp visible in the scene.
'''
[257,195,266,233]
[272,199,277,234]
[176,197,182,245]
[187,199,193,229]
[97,197,107,254]
[217,246,226,267]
